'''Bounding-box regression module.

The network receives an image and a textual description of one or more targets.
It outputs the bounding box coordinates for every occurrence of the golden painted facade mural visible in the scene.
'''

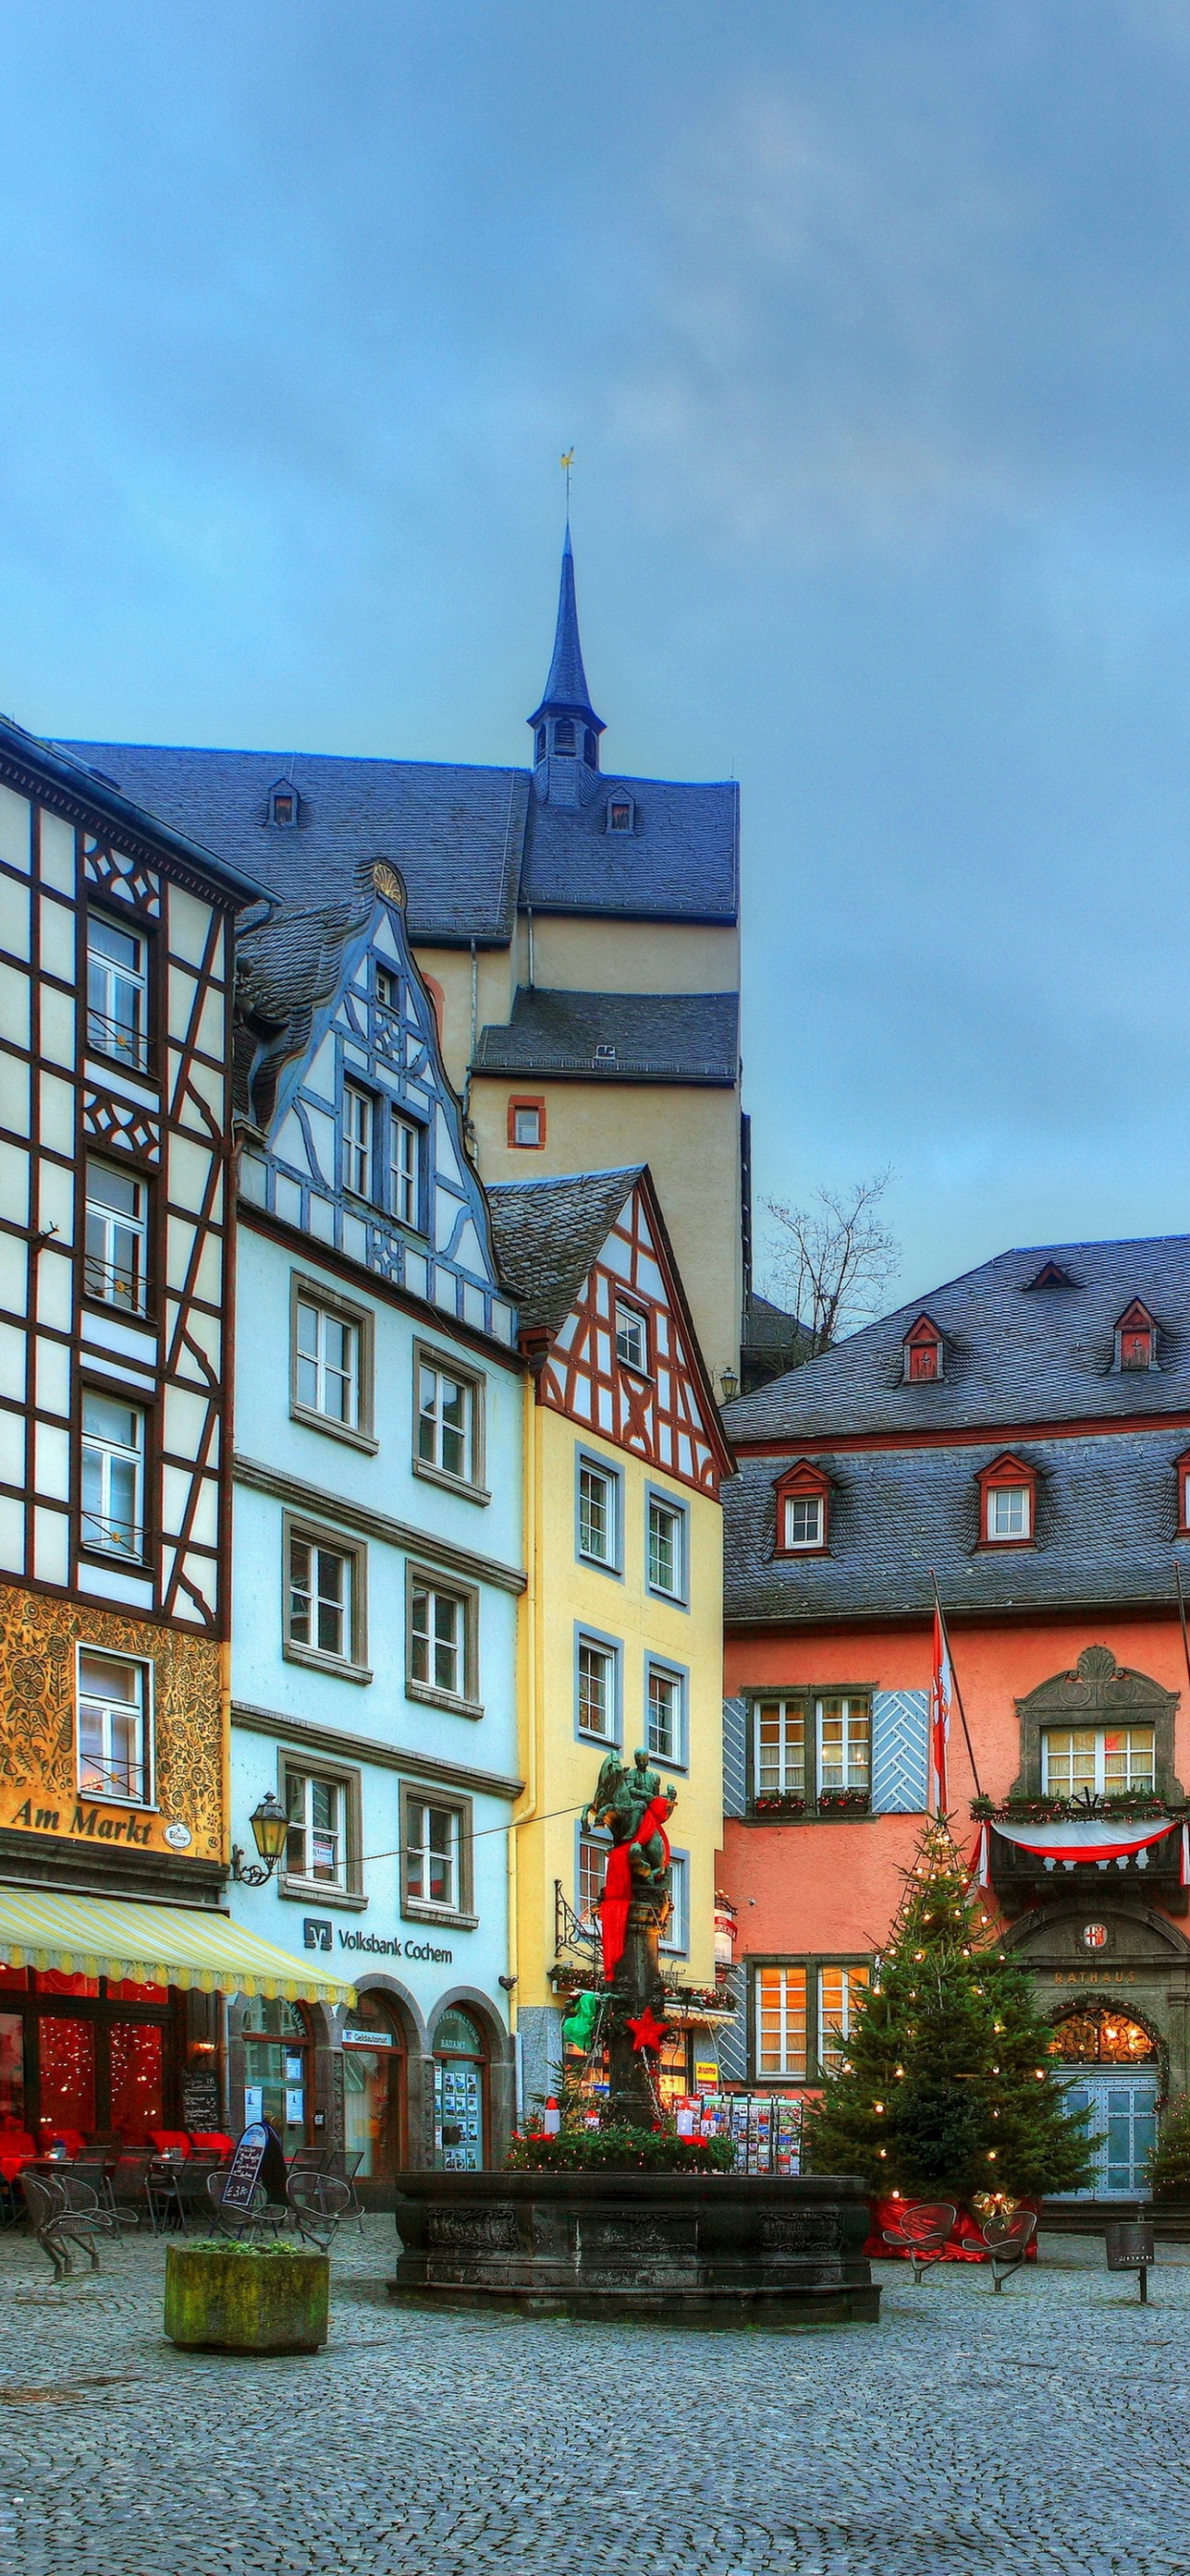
[0,1587,223,1864]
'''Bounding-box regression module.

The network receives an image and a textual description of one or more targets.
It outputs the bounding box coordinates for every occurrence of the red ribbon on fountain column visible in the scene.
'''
[599,1798,673,1981]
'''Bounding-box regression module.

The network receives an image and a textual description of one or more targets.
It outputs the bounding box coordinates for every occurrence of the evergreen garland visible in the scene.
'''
[803,1817,1095,2203]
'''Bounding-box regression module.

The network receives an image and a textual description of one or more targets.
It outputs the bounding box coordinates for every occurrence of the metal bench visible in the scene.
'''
[20,2172,121,2282]
[881,2200,957,2283]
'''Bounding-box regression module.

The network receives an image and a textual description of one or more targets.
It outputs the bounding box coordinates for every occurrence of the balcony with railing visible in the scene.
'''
[973,1791,1190,1914]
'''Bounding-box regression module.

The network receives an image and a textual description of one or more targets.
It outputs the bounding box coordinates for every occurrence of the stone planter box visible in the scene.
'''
[164,2245,330,2354]
[390,2170,879,2329]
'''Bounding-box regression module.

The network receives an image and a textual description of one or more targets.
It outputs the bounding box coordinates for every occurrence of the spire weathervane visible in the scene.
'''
[561,448,574,513]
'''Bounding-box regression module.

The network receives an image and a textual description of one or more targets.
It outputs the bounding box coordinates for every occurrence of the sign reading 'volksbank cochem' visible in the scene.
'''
[303,1918,453,1965]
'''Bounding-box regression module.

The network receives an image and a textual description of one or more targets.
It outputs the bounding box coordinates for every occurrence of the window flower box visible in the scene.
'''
[752,1793,806,1818]
[815,1789,870,1816]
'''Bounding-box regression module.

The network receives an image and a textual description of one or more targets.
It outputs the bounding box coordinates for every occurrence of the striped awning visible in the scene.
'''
[0,1887,355,2007]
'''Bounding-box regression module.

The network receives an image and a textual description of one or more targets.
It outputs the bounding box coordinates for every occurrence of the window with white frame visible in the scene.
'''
[287,1531,356,1663]
[783,1491,824,1550]
[577,1635,617,1739]
[578,1458,618,1568]
[987,1484,1030,1541]
[818,1964,870,2074]
[86,912,149,1072]
[77,1651,150,1804]
[416,1356,476,1485]
[343,1083,374,1198]
[375,965,398,1012]
[294,1293,362,1431]
[660,1852,688,1953]
[511,1101,542,1148]
[409,1578,470,1703]
[647,1492,685,1599]
[403,1797,460,1911]
[755,1698,807,1799]
[1042,1725,1156,1798]
[84,1159,149,1316]
[816,1695,870,1795]
[390,1111,422,1229]
[577,1832,606,1925]
[646,1662,683,1764]
[284,1767,347,1887]
[80,1392,145,1558]
[755,1965,807,2080]
[615,1302,647,1372]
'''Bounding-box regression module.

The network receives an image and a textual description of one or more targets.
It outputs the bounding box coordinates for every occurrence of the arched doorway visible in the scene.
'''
[1051,2006,1160,2200]
[432,2007,487,2172]
[342,1991,406,2183]
[240,1998,311,2151]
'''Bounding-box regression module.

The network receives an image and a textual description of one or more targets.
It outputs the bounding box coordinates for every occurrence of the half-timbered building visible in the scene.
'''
[0,717,354,2162]
[229,861,526,2189]
[486,1165,734,2114]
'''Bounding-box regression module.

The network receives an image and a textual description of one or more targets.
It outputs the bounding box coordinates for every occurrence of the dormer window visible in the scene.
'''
[606,796,634,833]
[594,1043,616,1065]
[553,719,576,756]
[976,1452,1036,1547]
[774,1461,831,1556]
[1114,1300,1156,1372]
[903,1314,943,1383]
[1177,1449,1190,1537]
[267,780,298,828]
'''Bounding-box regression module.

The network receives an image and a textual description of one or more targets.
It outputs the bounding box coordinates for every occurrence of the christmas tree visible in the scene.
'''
[803,1818,1094,2203]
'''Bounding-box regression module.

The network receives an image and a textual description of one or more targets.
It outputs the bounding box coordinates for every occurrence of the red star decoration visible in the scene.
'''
[626,2007,669,2055]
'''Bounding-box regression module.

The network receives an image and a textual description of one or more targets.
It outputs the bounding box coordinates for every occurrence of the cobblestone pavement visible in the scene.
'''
[0,2220,1186,2576]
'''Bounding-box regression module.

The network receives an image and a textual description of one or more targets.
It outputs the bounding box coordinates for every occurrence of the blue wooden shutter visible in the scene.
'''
[871,1690,928,1813]
[722,1696,747,1819]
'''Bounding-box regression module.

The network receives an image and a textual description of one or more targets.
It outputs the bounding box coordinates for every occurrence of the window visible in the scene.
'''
[415,1352,481,1489]
[80,1392,145,1558]
[577,1832,606,1924]
[647,1493,685,1600]
[816,1695,870,1796]
[977,1453,1036,1547]
[1042,1726,1156,1798]
[554,718,576,755]
[389,1112,422,1228]
[287,1531,357,1666]
[284,1770,345,1888]
[77,1651,149,1804]
[660,1852,688,1954]
[402,1795,466,1914]
[294,1293,362,1431]
[755,1966,807,2080]
[343,1084,374,1199]
[578,1458,618,1568]
[408,1576,476,1709]
[267,781,297,827]
[755,1698,806,1799]
[607,797,633,832]
[615,1303,647,1373]
[375,966,398,1012]
[577,1634,617,1739]
[86,913,149,1072]
[646,1663,684,1765]
[904,1315,943,1383]
[818,1965,869,2074]
[775,1463,830,1555]
[508,1096,545,1149]
[1116,1300,1156,1371]
[84,1159,149,1315]
[584,728,599,768]
[536,725,546,763]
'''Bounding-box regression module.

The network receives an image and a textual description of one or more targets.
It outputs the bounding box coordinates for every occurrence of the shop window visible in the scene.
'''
[39,2015,97,2133]
[342,1082,375,1200]
[1114,1300,1156,1372]
[646,1661,685,1766]
[647,1491,686,1601]
[407,1571,478,1712]
[976,1452,1036,1547]
[508,1096,545,1149]
[415,1346,483,1492]
[109,2019,164,2136]
[80,1391,146,1559]
[774,1461,830,1556]
[389,1110,423,1229]
[615,1302,648,1373]
[1041,1725,1156,1798]
[240,1997,309,2150]
[77,1650,151,1805]
[0,2012,23,2129]
[578,1455,619,1570]
[577,1632,619,1741]
[286,1523,366,1674]
[292,1284,370,1437]
[903,1314,944,1382]
[818,1964,869,2074]
[755,1966,807,2081]
[84,1159,149,1316]
[86,911,149,1073]
[433,2008,487,2172]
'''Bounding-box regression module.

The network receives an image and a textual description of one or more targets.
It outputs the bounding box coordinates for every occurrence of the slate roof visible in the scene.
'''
[722,1236,1190,1443]
[472,988,739,1083]
[486,1167,642,1334]
[528,525,603,730]
[56,745,739,934]
[0,714,266,907]
[233,889,373,1125]
[724,1429,1190,1625]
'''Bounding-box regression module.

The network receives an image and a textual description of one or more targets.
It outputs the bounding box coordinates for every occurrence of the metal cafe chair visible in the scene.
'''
[286,2171,352,2253]
[881,2200,958,2283]
[20,2172,120,2283]
[205,2169,281,2241]
[978,2207,1037,2291]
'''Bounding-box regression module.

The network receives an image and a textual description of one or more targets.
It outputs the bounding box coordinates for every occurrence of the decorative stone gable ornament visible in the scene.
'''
[371,861,405,906]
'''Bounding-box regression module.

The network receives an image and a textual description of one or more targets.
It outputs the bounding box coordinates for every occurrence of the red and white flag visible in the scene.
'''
[929,1602,951,1815]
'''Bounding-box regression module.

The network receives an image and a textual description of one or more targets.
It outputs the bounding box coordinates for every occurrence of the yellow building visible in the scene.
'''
[487,1165,735,2115]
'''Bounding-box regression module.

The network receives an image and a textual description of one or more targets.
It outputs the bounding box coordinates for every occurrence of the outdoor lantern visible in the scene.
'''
[232,1789,289,1884]
[719,1368,739,1404]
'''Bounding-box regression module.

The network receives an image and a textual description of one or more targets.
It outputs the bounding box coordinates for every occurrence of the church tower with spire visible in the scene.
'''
[528,525,605,806]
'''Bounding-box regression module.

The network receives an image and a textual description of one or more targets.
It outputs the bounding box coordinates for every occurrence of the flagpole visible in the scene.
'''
[929,1571,984,1800]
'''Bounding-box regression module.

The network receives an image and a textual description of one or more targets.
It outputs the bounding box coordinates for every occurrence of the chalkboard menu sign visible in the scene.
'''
[181,2072,221,2133]
[220,2121,269,2212]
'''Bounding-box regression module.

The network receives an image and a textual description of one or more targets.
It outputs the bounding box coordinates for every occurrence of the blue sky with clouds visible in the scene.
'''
[4,2,1190,1307]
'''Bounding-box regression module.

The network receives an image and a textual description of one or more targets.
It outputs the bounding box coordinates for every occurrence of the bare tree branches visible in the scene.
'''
[763,1171,900,1359]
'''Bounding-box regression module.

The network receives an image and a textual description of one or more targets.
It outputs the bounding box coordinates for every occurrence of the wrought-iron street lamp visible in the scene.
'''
[231,1790,289,1885]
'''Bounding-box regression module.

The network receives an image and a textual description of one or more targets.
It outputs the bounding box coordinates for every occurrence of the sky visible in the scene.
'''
[3,1,1190,1309]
